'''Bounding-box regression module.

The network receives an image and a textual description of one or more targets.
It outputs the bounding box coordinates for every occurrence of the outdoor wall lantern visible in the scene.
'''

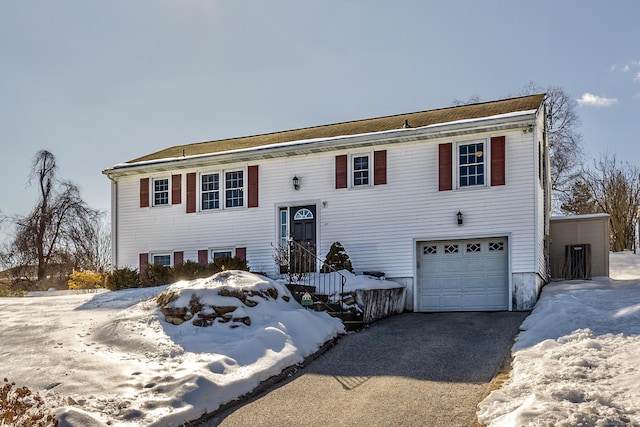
[292,176,300,190]
[457,210,464,226]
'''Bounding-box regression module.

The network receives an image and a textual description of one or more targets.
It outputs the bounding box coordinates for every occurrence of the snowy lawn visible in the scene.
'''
[0,270,347,426]
[477,252,640,426]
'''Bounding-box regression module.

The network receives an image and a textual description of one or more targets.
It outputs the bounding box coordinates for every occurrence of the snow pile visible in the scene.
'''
[341,270,405,292]
[0,271,344,426]
[477,252,640,426]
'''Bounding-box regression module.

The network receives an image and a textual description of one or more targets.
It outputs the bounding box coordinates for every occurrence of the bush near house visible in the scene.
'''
[67,270,105,290]
[105,267,140,291]
[140,263,174,288]
[105,257,251,290]
[321,242,354,273]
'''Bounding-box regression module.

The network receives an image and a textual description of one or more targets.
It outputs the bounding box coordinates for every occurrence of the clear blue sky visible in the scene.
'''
[1,1,638,240]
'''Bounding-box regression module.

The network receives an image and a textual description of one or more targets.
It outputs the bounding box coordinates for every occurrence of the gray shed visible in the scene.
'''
[550,214,610,279]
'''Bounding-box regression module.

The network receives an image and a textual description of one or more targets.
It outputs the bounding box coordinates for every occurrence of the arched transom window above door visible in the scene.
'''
[293,208,314,220]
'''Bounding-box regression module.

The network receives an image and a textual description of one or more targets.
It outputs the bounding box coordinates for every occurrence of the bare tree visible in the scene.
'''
[571,154,640,251]
[451,93,484,107]
[0,150,102,288]
[519,82,584,206]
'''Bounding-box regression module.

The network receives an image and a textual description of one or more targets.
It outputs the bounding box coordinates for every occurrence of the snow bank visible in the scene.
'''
[477,252,640,426]
[0,271,344,426]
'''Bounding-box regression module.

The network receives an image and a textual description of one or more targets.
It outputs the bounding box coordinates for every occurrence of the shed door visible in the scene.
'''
[418,238,509,311]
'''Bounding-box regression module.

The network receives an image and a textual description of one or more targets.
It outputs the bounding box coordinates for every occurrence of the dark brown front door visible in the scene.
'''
[290,205,316,273]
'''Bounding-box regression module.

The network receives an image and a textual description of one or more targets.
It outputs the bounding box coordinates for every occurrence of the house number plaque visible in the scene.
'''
[301,292,313,306]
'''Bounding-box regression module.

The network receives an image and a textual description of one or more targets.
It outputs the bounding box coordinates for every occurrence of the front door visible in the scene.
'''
[290,205,316,273]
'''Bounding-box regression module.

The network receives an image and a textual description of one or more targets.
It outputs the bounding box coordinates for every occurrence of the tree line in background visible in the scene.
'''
[455,82,640,252]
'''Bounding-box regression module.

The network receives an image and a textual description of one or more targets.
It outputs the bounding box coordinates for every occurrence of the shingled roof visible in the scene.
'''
[128,94,545,164]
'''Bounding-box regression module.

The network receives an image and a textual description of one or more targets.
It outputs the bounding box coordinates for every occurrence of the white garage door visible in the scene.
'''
[417,238,509,311]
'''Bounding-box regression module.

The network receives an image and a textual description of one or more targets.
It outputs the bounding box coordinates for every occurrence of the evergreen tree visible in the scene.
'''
[321,242,354,273]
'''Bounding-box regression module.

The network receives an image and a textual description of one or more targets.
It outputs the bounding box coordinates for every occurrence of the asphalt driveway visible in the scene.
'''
[203,311,528,427]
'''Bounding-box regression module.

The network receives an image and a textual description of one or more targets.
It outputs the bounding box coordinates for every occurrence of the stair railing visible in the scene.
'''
[286,239,347,317]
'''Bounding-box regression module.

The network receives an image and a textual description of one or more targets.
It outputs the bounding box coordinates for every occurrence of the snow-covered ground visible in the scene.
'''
[3,254,638,426]
[478,252,640,426]
[0,270,350,426]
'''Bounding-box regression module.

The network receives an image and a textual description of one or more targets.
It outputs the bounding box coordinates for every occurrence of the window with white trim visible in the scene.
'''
[352,154,371,187]
[458,142,485,188]
[211,248,234,260]
[225,171,244,208]
[201,173,220,210]
[151,253,171,266]
[152,178,169,206]
[199,169,245,211]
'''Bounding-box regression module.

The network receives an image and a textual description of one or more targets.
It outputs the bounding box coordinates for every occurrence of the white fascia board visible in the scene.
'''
[551,213,611,221]
[103,109,538,178]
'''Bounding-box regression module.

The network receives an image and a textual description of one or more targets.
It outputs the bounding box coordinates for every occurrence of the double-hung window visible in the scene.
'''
[199,169,244,211]
[153,178,169,206]
[458,142,485,188]
[201,173,220,210]
[225,171,244,208]
[352,154,370,187]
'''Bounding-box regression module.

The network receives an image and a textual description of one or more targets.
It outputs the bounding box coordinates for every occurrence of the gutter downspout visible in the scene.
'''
[105,173,118,271]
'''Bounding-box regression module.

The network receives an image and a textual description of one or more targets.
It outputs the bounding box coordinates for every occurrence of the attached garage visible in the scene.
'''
[417,237,510,311]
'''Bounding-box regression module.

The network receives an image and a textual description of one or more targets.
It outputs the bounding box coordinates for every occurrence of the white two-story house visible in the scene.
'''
[103,94,551,311]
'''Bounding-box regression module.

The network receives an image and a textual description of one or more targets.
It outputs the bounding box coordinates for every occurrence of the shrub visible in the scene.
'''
[321,241,354,273]
[106,267,140,291]
[140,263,174,288]
[0,288,26,297]
[0,378,58,427]
[172,260,212,281]
[67,270,105,290]
[210,256,249,273]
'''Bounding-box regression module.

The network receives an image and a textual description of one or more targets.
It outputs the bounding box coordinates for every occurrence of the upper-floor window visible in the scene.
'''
[458,142,485,188]
[352,154,370,187]
[153,178,169,206]
[199,169,244,211]
[201,173,220,210]
[225,171,244,208]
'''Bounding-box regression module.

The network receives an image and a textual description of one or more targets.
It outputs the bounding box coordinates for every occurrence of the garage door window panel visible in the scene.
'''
[423,245,437,255]
[444,244,459,254]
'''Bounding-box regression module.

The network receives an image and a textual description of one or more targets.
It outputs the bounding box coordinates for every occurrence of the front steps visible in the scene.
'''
[286,284,366,331]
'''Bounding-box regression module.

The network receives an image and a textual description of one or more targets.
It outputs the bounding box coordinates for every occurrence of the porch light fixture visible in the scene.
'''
[292,176,300,190]
[457,211,464,226]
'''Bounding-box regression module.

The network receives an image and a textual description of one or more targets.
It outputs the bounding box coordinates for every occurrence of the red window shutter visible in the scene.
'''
[235,247,247,260]
[438,143,453,191]
[198,249,208,264]
[140,178,149,208]
[172,174,182,205]
[173,251,184,266]
[491,136,506,186]
[139,253,149,275]
[186,172,196,213]
[374,150,387,185]
[335,155,348,189]
[248,165,259,208]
